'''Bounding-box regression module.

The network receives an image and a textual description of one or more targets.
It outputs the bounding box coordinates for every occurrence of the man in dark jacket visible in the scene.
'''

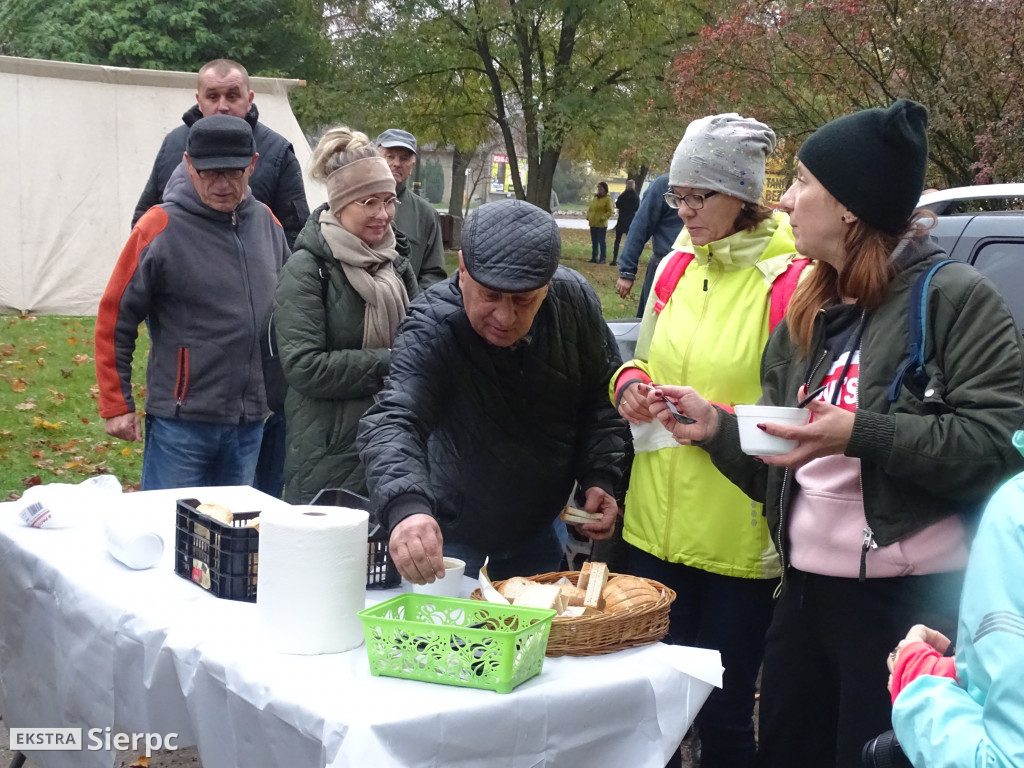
[357,199,627,583]
[610,179,639,266]
[132,59,309,249]
[96,115,289,490]
[615,173,684,317]
[376,129,448,289]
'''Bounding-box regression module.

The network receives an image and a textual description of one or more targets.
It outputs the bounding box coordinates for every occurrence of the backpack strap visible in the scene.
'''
[888,259,956,401]
[768,258,810,332]
[652,250,695,314]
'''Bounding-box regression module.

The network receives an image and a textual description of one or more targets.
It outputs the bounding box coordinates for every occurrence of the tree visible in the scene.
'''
[318,0,707,210]
[0,0,332,79]
[670,0,1024,186]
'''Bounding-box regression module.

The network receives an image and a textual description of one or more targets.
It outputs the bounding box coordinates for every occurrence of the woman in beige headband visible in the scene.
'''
[273,126,420,503]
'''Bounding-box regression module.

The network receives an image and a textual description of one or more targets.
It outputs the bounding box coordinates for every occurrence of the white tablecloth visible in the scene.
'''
[0,486,721,768]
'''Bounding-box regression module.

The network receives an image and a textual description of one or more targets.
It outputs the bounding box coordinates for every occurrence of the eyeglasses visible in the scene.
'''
[663,190,719,210]
[195,167,247,180]
[352,197,401,216]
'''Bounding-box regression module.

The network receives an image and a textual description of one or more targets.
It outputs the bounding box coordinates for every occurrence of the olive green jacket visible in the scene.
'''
[701,236,1024,567]
[274,205,419,503]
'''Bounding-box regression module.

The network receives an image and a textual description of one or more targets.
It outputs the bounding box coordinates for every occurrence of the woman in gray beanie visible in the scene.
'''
[642,100,1024,768]
[611,113,805,768]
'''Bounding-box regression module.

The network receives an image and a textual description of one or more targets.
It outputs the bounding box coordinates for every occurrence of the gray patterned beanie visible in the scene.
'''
[669,113,776,205]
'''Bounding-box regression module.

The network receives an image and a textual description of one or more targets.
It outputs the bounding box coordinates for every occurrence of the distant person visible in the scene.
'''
[272,127,419,503]
[357,200,626,582]
[587,181,614,264]
[615,174,684,317]
[375,129,448,289]
[132,58,309,248]
[97,116,289,489]
[610,179,639,266]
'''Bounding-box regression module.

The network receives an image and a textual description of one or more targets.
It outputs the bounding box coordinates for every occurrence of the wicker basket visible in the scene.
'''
[471,570,675,657]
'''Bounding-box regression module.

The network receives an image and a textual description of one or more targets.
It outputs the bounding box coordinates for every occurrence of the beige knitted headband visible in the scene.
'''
[325,156,396,212]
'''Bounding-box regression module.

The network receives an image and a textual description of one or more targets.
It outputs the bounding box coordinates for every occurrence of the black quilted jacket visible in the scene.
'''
[356,266,627,553]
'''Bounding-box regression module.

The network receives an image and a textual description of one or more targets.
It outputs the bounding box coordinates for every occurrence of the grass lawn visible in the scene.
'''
[0,230,650,500]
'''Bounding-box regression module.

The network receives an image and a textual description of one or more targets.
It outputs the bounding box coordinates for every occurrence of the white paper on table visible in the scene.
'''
[477,557,510,604]
[630,419,685,454]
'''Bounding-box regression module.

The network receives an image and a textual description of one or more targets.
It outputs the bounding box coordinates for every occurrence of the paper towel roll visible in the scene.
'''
[257,505,368,655]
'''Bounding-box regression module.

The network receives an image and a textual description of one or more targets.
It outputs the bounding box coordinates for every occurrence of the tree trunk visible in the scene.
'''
[529,146,560,212]
[629,165,649,190]
[448,148,471,218]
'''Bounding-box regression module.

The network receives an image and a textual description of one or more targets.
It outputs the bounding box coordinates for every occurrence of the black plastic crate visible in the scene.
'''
[310,488,400,590]
[174,498,260,601]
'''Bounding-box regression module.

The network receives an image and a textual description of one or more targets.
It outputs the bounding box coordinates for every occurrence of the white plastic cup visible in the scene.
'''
[734,405,811,456]
[410,557,467,598]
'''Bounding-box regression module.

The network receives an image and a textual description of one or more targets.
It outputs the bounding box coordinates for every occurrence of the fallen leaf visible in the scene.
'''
[72,353,91,365]
[21,475,42,488]
[14,402,35,410]
[81,417,90,424]
[11,378,26,392]
[63,461,79,469]
[29,343,46,352]
[37,357,45,367]
[66,337,78,346]
[0,344,15,356]
[31,449,44,459]
[121,447,132,456]
[61,368,73,378]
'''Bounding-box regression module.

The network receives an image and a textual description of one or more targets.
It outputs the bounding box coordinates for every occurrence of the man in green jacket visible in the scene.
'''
[376,129,448,289]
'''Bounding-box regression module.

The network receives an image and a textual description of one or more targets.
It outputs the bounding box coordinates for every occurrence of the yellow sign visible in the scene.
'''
[491,154,528,194]
[762,173,789,207]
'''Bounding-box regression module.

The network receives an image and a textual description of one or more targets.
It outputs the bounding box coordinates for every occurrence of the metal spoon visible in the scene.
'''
[661,396,696,424]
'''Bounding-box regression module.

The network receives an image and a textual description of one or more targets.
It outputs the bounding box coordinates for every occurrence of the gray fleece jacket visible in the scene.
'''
[96,163,289,424]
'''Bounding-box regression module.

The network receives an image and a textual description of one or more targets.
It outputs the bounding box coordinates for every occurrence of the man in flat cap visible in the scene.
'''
[96,115,290,489]
[358,199,626,582]
[376,128,448,289]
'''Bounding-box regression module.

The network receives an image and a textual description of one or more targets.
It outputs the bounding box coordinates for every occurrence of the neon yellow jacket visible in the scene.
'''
[587,194,614,227]
[610,212,800,578]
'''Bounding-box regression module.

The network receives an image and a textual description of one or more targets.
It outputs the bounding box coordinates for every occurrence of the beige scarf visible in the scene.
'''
[319,208,410,349]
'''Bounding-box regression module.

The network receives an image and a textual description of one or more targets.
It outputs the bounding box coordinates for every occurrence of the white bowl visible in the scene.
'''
[410,557,467,598]
[734,405,811,456]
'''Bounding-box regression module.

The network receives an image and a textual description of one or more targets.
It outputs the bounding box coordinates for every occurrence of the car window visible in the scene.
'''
[971,241,1024,333]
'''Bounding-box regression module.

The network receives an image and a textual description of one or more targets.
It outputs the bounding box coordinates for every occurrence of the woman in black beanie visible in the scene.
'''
[638,100,1024,768]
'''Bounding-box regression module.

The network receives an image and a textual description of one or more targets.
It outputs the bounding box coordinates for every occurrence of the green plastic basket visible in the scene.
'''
[358,594,556,694]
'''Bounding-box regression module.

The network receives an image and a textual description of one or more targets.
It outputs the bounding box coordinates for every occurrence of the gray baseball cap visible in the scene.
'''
[376,128,418,154]
[462,200,560,292]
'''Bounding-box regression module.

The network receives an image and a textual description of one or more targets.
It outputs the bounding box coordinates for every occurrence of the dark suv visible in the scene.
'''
[606,185,1024,360]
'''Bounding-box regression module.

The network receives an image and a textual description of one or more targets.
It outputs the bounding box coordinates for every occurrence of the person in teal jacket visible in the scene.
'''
[888,431,1024,767]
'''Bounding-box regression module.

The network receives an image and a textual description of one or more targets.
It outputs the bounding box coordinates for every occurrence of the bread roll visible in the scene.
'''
[601,575,661,613]
[196,502,233,525]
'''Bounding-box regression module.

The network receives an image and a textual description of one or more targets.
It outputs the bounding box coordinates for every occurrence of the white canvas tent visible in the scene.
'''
[0,55,327,316]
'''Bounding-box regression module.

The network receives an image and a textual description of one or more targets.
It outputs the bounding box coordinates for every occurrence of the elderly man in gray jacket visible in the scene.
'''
[96,115,289,490]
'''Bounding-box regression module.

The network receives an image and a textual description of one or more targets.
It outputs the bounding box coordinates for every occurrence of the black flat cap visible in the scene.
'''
[462,199,560,292]
[187,114,256,170]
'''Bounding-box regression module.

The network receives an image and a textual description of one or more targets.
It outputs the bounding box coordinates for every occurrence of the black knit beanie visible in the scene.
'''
[797,100,929,234]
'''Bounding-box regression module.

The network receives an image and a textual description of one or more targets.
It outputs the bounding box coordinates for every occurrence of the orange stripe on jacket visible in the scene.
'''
[94,209,169,418]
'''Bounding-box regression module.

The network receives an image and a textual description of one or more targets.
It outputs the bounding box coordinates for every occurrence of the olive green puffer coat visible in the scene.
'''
[274,204,420,503]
